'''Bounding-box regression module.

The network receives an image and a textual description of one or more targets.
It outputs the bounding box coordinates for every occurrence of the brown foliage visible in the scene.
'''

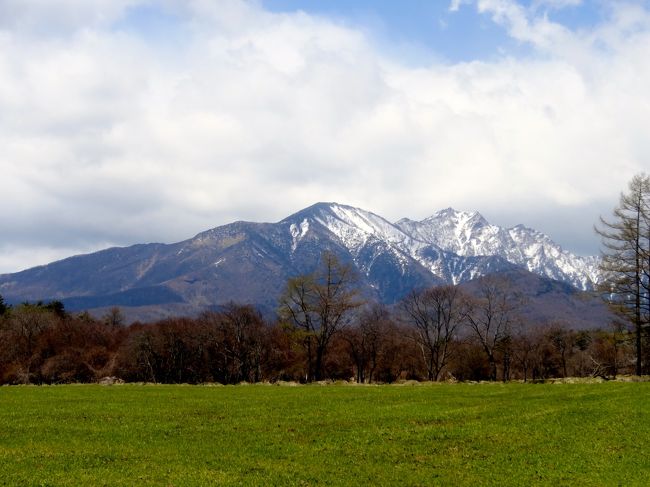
[0,286,638,385]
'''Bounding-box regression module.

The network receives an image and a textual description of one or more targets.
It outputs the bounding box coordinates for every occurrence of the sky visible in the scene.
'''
[1,0,649,273]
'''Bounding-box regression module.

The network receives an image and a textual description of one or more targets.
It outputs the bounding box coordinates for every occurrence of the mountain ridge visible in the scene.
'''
[0,202,601,319]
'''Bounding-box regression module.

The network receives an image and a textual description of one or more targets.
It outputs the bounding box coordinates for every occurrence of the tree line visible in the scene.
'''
[0,271,630,385]
[0,172,646,385]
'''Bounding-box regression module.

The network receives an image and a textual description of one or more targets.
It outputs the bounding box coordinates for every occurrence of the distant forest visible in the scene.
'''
[0,262,634,385]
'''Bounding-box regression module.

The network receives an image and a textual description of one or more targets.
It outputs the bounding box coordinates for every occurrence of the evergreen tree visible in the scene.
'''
[596,173,650,375]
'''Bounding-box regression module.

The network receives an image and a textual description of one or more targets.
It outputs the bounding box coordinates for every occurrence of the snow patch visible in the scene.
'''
[292,202,600,290]
[395,207,601,290]
[290,218,310,252]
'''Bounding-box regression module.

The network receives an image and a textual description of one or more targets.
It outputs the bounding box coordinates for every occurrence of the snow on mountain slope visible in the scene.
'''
[286,202,405,248]
[280,203,599,290]
[281,203,418,273]
[396,208,599,290]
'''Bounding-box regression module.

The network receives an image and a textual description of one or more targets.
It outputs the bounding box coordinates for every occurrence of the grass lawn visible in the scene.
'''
[0,382,649,486]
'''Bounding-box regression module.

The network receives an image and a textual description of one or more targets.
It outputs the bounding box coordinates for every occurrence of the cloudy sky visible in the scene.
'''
[1,0,649,273]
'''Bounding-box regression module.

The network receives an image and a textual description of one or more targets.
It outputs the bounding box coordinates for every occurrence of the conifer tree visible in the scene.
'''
[596,173,650,375]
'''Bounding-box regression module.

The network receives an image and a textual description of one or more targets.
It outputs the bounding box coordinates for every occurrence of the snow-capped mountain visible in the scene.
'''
[0,202,600,319]
[396,207,599,290]
[283,203,599,290]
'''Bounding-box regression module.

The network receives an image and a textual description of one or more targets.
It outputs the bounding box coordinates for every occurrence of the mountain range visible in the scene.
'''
[0,202,606,325]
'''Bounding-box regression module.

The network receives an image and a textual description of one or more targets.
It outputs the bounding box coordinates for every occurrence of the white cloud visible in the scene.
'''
[477,0,573,50]
[0,0,142,34]
[449,0,472,12]
[532,0,582,10]
[0,0,649,272]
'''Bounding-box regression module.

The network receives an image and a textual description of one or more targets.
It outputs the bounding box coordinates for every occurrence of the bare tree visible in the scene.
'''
[399,285,466,381]
[344,304,393,383]
[279,251,363,381]
[103,307,125,328]
[5,304,57,383]
[596,173,650,375]
[212,304,266,383]
[546,322,575,378]
[465,274,521,381]
[510,326,538,382]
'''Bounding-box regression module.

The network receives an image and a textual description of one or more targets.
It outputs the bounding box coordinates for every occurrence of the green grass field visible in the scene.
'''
[1,382,649,486]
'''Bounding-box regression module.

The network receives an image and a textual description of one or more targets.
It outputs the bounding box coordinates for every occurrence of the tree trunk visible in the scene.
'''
[314,345,325,381]
[502,350,510,382]
[489,355,497,381]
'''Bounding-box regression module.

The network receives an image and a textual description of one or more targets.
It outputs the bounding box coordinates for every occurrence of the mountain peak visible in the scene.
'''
[285,202,406,248]
[306,201,347,212]
[282,201,358,221]
[423,207,488,228]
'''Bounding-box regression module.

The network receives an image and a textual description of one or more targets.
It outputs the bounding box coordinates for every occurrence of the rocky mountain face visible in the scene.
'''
[396,208,600,289]
[0,202,602,322]
[284,203,599,290]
